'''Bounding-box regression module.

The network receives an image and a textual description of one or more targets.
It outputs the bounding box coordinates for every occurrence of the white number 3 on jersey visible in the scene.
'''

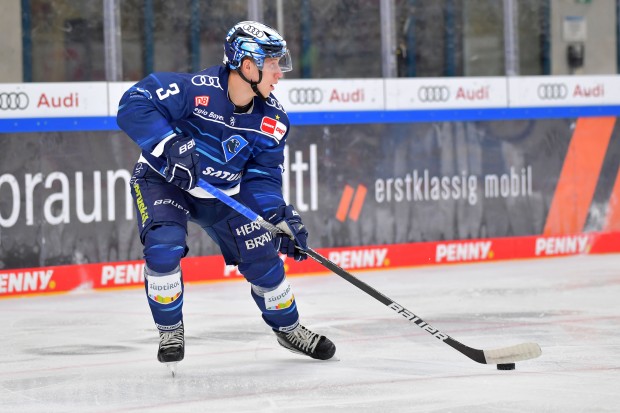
[156,83,180,100]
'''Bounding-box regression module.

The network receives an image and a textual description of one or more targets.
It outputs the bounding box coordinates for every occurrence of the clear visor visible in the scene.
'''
[259,50,293,73]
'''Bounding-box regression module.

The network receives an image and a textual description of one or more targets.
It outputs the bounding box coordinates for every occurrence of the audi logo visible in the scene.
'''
[0,92,29,110]
[417,86,450,103]
[537,83,568,100]
[191,75,223,90]
[289,88,323,105]
[243,24,264,38]
[265,97,285,112]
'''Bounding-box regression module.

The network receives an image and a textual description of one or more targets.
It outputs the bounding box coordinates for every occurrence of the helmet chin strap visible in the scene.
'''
[237,68,267,100]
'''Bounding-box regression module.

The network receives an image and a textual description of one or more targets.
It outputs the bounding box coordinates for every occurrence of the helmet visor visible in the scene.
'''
[259,50,293,73]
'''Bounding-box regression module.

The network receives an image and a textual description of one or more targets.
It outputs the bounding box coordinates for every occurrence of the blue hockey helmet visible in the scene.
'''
[224,21,292,73]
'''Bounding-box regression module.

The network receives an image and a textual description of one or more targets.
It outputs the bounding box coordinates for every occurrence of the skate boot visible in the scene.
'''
[157,323,185,364]
[274,324,336,360]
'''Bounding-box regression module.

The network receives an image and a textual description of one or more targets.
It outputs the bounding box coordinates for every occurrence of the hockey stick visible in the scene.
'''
[197,179,542,365]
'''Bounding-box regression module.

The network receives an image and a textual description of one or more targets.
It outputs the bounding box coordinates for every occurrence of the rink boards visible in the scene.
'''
[1,76,620,298]
[1,231,619,297]
[2,75,620,123]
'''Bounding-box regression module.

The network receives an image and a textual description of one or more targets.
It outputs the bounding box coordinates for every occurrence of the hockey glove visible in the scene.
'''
[163,134,200,190]
[268,205,309,261]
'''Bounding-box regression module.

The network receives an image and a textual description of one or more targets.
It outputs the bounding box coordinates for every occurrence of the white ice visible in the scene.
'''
[2,254,620,412]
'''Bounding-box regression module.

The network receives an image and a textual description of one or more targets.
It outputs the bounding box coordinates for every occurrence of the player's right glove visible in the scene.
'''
[267,205,309,262]
[162,134,200,190]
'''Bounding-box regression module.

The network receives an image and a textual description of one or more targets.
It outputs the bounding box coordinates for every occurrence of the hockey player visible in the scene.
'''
[117,21,336,367]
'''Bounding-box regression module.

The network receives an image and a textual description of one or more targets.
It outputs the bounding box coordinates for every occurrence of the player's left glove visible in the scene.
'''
[162,134,200,191]
[268,205,308,261]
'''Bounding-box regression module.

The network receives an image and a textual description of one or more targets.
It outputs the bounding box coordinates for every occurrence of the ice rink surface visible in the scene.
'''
[2,254,620,413]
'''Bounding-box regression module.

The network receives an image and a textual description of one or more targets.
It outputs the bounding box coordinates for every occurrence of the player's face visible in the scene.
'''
[257,57,284,95]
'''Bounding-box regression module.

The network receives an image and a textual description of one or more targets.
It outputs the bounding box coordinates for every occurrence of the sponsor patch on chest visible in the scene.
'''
[195,95,210,106]
[260,116,287,141]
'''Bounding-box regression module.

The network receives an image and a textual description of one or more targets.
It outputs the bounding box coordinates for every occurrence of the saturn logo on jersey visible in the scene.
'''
[261,116,287,141]
[221,134,249,162]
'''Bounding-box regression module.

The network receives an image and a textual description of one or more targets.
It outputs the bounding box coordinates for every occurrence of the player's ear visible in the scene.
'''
[241,57,253,73]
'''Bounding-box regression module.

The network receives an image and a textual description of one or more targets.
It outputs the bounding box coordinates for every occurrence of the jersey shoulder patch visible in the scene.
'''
[256,94,289,142]
[259,115,288,142]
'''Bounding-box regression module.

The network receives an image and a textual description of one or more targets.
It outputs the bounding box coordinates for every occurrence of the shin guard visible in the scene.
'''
[251,278,299,332]
[144,266,184,331]
[239,257,300,332]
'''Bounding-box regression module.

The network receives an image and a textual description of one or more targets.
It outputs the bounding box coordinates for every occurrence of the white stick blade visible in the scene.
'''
[483,342,542,364]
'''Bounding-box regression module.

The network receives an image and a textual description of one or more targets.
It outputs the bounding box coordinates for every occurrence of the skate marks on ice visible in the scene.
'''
[27,344,132,356]
[1,254,620,412]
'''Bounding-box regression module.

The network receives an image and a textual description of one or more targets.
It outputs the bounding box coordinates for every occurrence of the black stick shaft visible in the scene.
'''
[196,179,540,365]
[304,248,487,364]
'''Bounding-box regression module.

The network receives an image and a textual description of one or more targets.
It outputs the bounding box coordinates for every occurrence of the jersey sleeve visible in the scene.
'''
[116,72,192,152]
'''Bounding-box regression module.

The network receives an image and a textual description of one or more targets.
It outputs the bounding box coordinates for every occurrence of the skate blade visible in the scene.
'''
[281,346,340,361]
[164,362,179,377]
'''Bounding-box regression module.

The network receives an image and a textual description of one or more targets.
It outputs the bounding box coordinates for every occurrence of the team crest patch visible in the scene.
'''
[221,134,248,162]
[260,116,287,141]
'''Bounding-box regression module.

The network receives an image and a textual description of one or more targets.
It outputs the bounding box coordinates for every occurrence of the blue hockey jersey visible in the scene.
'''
[117,65,290,217]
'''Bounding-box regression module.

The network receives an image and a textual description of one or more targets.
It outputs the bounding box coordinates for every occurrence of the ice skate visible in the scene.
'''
[275,324,336,360]
[157,323,185,377]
